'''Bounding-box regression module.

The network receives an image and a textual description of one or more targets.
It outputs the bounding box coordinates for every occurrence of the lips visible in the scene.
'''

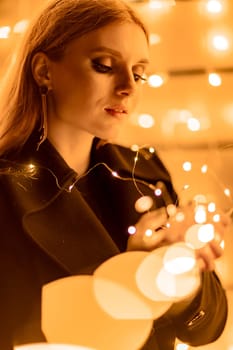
[105,105,128,116]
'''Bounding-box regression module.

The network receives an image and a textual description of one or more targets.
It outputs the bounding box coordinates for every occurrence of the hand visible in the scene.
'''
[127,202,231,271]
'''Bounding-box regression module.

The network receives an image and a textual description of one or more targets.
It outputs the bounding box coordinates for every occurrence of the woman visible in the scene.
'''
[0,0,229,349]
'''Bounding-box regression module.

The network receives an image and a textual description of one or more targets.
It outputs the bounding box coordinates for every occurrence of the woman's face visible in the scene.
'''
[47,21,149,140]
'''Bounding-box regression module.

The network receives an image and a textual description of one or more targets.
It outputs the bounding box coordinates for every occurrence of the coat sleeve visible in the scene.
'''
[164,271,228,346]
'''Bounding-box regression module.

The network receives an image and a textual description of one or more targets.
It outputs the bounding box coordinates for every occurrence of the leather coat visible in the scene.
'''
[0,137,228,349]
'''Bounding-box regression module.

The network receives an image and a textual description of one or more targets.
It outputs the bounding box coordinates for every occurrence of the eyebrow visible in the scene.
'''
[90,46,150,65]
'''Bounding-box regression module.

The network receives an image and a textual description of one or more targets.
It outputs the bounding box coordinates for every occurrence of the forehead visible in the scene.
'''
[65,22,149,63]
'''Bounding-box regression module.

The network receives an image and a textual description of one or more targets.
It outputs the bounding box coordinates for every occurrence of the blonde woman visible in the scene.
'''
[0,0,229,349]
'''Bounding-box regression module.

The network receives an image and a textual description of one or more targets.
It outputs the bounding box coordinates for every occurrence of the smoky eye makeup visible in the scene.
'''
[91,58,113,73]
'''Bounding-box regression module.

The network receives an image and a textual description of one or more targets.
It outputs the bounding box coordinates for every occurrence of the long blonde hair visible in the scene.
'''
[0,0,148,157]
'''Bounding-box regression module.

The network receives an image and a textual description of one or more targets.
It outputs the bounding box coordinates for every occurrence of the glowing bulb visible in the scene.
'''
[128,226,136,235]
[201,164,208,173]
[182,161,192,172]
[224,188,231,197]
[208,72,222,86]
[212,34,229,51]
[187,117,201,131]
[135,196,153,213]
[147,74,165,88]
[154,188,162,196]
[0,26,11,39]
[206,0,223,13]
[112,171,119,177]
[138,114,155,128]
[145,229,153,237]
[198,224,215,243]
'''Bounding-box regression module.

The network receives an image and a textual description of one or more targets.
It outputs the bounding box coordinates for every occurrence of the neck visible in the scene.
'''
[48,128,94,175]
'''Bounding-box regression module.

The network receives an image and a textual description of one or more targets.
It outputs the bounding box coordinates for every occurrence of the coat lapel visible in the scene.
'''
[3,139,120,275]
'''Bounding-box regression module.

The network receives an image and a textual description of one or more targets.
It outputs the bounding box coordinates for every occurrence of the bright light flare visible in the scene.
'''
[212,34,230,51]
[137,114,155,128]
[163,244,196,275]
[208,72,222,86]
[0,26,11,39]
[206,0,223,14]
[198,224,215,243]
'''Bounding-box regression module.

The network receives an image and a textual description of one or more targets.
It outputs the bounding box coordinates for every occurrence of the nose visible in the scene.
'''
[115,69,136,97]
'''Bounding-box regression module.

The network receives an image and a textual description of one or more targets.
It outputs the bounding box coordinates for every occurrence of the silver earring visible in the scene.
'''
[37,85,48,150]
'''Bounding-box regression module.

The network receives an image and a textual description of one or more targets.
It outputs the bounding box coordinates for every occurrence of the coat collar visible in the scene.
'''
[2,138,120,275]
[2,137,175,275]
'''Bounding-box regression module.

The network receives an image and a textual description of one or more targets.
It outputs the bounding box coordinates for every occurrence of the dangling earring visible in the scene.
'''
[37,85,48,151]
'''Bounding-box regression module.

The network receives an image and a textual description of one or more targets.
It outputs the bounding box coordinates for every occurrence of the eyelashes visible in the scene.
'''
[92,60,112,74]
[91,59,147,83]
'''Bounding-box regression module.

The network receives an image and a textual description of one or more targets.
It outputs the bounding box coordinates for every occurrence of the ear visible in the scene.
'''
[31,52,52,89]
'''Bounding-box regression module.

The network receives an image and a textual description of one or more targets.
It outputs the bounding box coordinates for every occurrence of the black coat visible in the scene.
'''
[0,138,228,350]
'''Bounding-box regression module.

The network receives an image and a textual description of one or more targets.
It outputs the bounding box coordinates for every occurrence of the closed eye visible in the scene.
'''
[134,73,147,83]
[92,60,112,73]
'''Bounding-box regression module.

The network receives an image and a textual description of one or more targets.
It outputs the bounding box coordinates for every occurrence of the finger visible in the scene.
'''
[196,245,216,271]
[208,239,224,259]
[142,228,167,250]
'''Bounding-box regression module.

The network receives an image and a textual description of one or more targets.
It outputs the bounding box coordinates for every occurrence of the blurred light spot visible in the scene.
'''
[187,117,201,131]
[213,214,220,222]
[131,144,139,152]
[175,211,185,222]
[194,194,207,204]
[201,164,208,173]
[147,74,165,88]
[224,188,231,197]
[208,202,216,212]
[163,244,196,275]
[195,205,207,224]
[208,72,222,86]
[176,343,190,350]
[149,146,155,153]
[198,224,215,242]
[145,229,153,237]
[166,204,177,217]
[149,33,161,45]
[182,161,192,172]
[206,0,223,13]
[135,196,153,213]
[212,34,229,51]
[149,0,176,9]
[0,26,11,39]
[13,19,29,34]
[138,114,155,128]
[185,224,206,249]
